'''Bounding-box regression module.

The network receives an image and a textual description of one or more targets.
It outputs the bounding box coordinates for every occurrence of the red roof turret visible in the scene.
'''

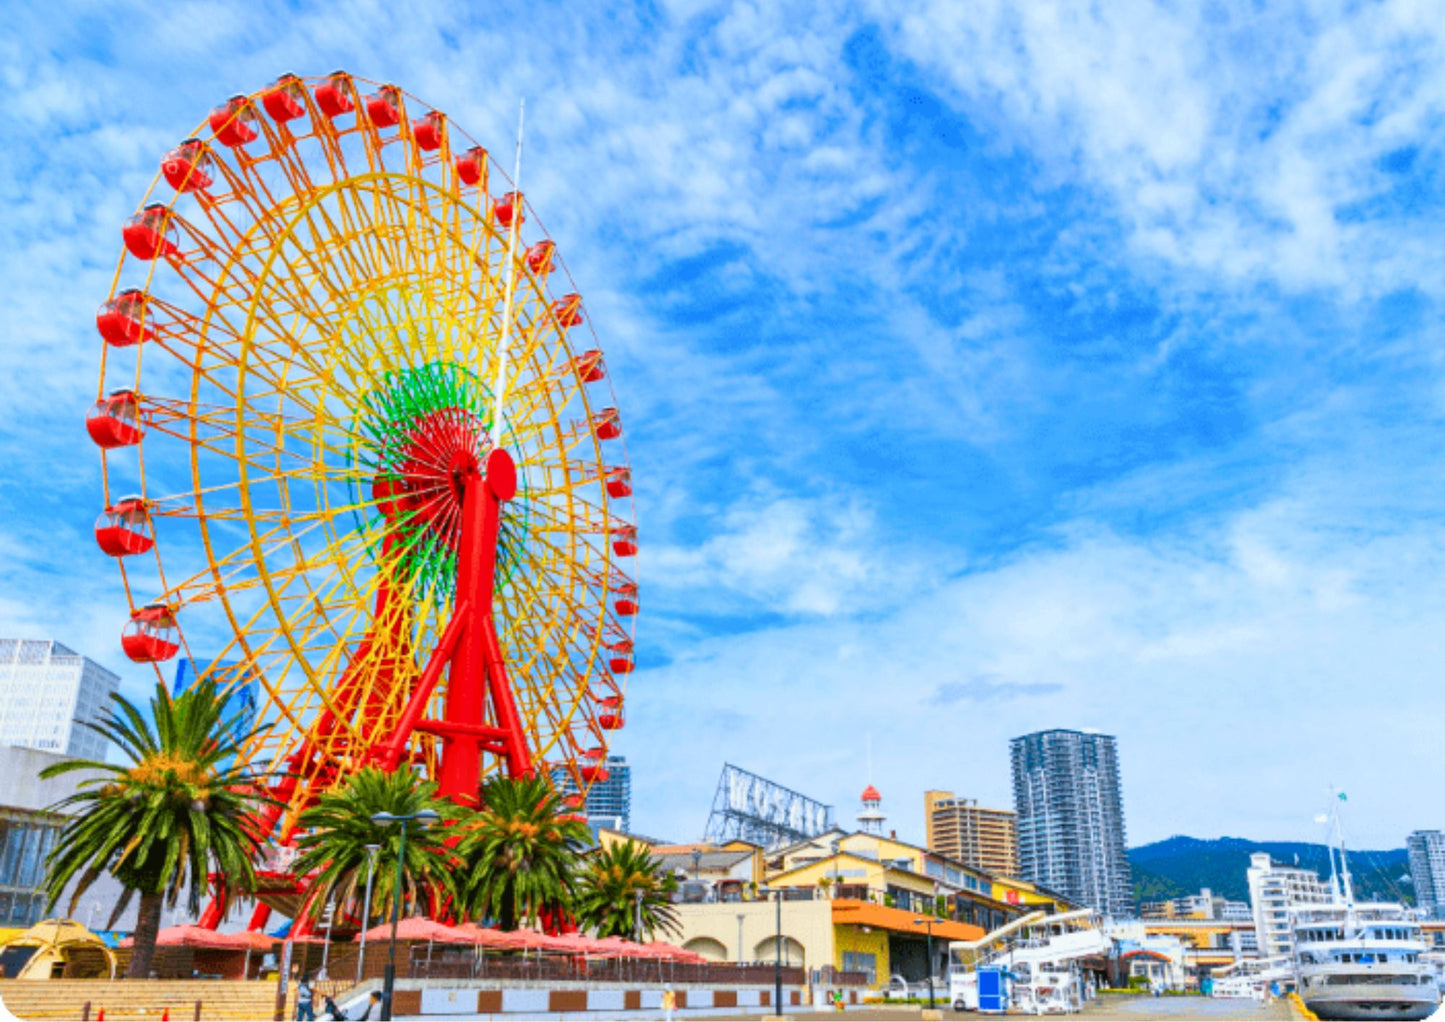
[861,784,881,803]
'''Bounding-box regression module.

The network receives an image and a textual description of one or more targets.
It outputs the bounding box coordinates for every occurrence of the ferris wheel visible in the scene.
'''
[87,73,637,852]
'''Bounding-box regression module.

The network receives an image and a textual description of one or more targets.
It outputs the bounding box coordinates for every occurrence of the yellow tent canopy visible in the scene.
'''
[0,919,117,980]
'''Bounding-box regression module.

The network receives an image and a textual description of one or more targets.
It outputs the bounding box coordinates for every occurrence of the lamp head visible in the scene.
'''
[370,812,397,823]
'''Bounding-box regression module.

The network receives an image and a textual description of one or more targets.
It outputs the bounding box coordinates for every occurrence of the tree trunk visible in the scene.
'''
[126,890,164,979]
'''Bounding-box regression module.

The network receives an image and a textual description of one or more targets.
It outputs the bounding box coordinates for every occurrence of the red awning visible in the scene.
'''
[357,918,472,944]
[121,925,274,951]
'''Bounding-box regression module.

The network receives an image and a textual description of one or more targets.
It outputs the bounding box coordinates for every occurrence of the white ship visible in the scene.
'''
[1290,801,1440,1020]
[1292,902,1437,1020]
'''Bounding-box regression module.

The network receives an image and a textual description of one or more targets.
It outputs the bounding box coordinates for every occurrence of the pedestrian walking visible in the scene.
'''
[661,985,676,1022]
[295,973,315,1021]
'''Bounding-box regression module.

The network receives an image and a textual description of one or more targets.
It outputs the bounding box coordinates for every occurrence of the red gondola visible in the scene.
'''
[208,96,258,147]
[525,240,555,275]
[551,293,584,328]
[122,205,179,261]
[493,191,524,229]
[86,391,144,448]
[315,71,355,119]
[94,498,154,557]
[598,709,625,730]
[455,145,487,187]
[611,525,638,558]
[414,110,446,151]
[607,638,634,676]
[160,139,213,193]
[591,407,622,440]
[580,765,611,784]
[121,603,180,663]
[263,73,307,122]
[96,290,153,347]
[612,580,638,616]
[366,85,402,128]
[605,467,632,499]
[572,350,604,383]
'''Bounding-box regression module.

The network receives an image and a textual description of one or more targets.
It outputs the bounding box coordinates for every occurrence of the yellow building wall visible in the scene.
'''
[772,855,935,901]
[833,922,890,979]
[989,876,1062,909]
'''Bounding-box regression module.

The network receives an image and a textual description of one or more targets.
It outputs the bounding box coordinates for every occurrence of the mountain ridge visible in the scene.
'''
[1128,834,1412,906]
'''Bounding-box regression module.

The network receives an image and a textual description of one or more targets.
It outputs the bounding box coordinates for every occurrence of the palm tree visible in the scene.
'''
[40,679,266,978]
[291,767,457,927]
[574,840,680,940]
[457,774,590,929]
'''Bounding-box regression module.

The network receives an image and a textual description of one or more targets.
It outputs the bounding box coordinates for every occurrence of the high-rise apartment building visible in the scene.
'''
[0,640,118,760]
[925,790,1019,877]
[552,755,631,832]
[1010,729,1133,917]
[1407,831,1445,920]
[1246,851,1333,958]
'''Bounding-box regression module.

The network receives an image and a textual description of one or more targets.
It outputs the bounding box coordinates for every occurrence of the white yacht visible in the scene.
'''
[1292,902,1438,1020]
[1290,802,1440,1021]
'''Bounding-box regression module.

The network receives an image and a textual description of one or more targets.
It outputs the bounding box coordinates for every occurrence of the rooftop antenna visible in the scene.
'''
[491,98,525,438]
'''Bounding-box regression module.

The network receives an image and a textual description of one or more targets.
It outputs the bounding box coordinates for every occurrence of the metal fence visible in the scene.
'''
[406,946,813,986]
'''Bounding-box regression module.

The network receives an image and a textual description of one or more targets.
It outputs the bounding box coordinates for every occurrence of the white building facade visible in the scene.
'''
[0,640,118,760]
[1246,851,1332,958]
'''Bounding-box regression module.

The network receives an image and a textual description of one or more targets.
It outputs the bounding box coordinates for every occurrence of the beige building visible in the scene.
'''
[924,791,1019,878]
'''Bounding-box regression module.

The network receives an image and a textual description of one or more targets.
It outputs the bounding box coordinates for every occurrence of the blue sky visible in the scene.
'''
[3,0,1445,851]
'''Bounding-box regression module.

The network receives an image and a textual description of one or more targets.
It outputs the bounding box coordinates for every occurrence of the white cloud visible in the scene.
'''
[625,465,1445,848]
[876,0,1445,295]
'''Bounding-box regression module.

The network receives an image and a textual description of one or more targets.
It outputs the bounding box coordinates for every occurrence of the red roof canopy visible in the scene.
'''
[357,917,472,944]
[121,925,273,951]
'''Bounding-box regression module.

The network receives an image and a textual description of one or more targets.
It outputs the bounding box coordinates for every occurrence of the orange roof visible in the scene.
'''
[831,898,984,942]
[650,843,715,855]
[861,784,881,802]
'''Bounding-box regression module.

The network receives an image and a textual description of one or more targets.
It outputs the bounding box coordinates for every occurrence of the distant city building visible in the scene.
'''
[0,639,118,760]
[1407,831,1445,920]
[925,790,1019,878]
[857,784,885,835]
[1010,729,1134,917]
[552,755,631,832]
[1246,851,1332,958]
[1141,887,1251,921]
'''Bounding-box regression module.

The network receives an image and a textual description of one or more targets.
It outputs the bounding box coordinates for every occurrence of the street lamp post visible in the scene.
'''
[356,843,382,985]
[634,888,644,942]
[830,839,841,898]
[913,916,936,1010]
[372,809,440,1022]
[692,848,702,880]
[319,892,335,980]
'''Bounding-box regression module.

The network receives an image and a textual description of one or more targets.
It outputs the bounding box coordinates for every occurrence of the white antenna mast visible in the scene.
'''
[490,99,525,439]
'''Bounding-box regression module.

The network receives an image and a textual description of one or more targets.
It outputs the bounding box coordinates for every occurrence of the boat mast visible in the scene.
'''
[1332,790,1355,906]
